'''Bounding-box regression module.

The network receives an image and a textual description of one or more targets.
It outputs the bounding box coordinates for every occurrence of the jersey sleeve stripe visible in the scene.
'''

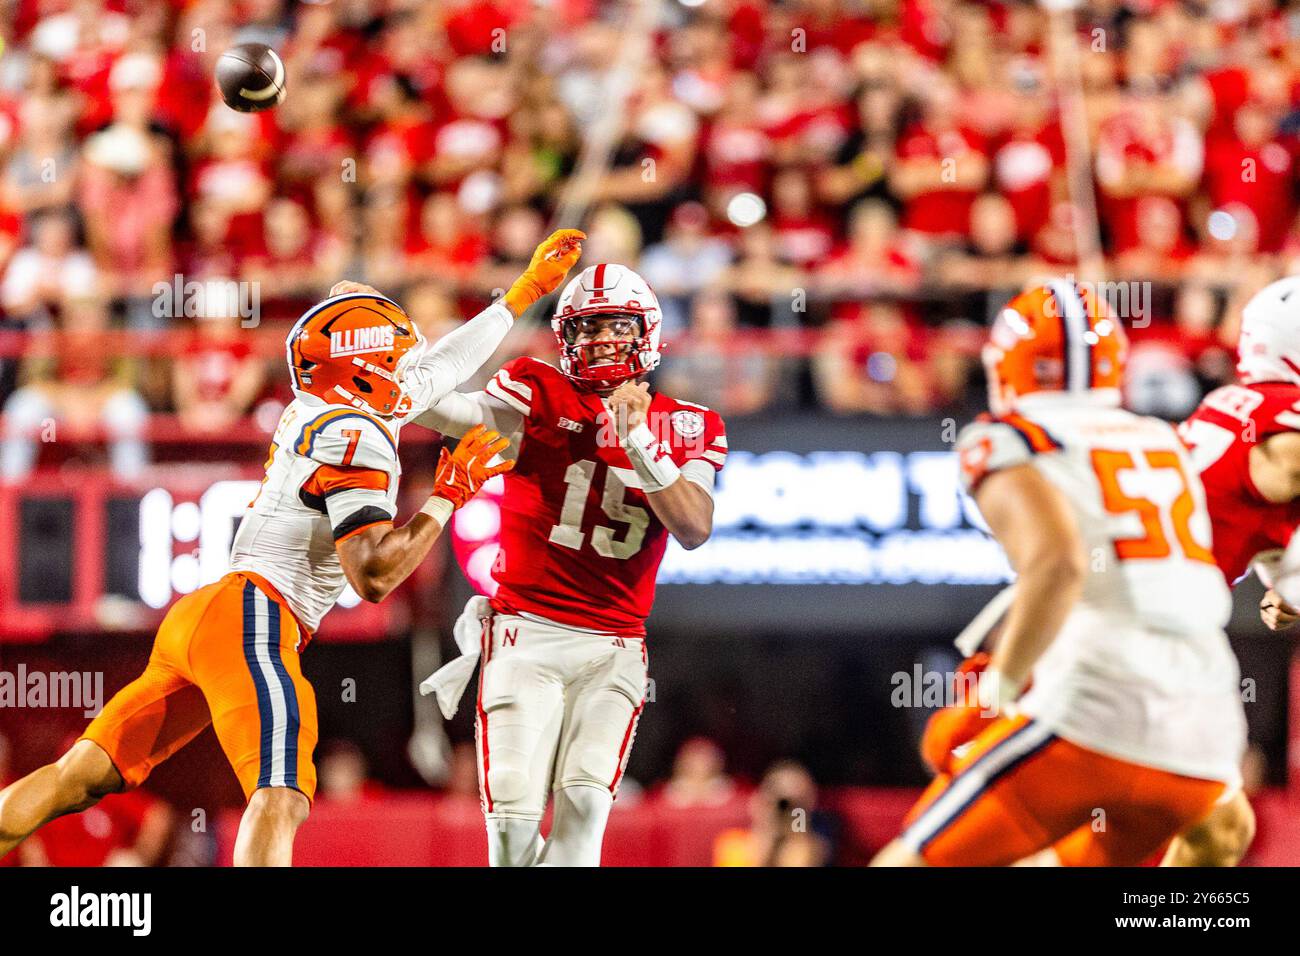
[711,436,728,448]
[701,450,727,466]
[486,378,531,415]
[302,464,390,498]
[295,409,397,459]
[495,369,534,401]
[332,506,394,542]
[1000,414,1062,454]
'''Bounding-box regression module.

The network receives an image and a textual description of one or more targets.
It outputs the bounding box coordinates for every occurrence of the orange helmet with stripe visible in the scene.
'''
[285,292,424,418]
[983,280,1128,416]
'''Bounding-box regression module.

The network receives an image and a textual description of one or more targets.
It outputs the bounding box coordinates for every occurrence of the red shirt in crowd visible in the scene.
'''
[896,123,988,238]
[27,790,160,867]
[1203,136,1295,252]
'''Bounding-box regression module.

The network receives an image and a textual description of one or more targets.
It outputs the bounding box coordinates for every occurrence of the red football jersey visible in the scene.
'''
[486,357,727,635]
[1179,381,1300,585]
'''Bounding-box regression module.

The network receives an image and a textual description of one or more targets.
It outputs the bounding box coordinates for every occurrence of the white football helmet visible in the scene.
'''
[1238,276,1300,386]
[552,263,663,389]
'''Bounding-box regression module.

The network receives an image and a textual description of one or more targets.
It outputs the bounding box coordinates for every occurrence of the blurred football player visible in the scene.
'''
[416,263,726,866]
[871,280,1247,867]
[1027,275,1300,867]
[0,230,583,867]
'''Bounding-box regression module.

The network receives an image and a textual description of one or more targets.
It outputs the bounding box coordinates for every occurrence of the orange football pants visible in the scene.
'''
[82,572,318,801]
[899,714,1225,866]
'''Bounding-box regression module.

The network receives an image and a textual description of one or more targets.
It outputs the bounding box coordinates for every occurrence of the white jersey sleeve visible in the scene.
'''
[295,411,401,540]
[955,416,1052,495]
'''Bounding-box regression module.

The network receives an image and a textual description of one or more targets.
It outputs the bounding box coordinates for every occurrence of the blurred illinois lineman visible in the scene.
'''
[871,281,1247,867]
[0,230,583,866]
[1031,275,1300,867]
[416,263,726,866]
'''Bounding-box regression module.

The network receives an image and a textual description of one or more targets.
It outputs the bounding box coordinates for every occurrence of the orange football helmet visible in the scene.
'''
[285,292,424,418]
[983,280,1128,416]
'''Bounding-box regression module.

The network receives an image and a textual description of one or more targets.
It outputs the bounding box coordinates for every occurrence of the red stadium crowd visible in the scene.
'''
[1,0,1300,477]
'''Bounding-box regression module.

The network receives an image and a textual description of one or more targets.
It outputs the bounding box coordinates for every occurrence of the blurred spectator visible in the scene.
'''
[713,760,838,867]
[639,201,733,336]
[1,294,148,481]
[1,209,97,322]
[814,303,934,416]
[243,197,345,317]
[933,193,1033,293]
[992,68,1063,243]
[890,78,990,247]
[718,223,803,329]
[2,96,79,218]
[79,120,179,328]
[316,739,386,804]
[15,731,173,867]
[20,788,174,867]
[658,737,738,809]
[1202,98,1294,254]
[172,307,268,437]
[1095,81,1202,257]
[816,80,901,216]
[769,167,836,269]
[815,199,921,305]
[1113,194,1194,282]
[657,289,777,416]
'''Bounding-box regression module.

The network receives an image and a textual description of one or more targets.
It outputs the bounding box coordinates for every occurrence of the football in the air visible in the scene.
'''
[215,42,286,113]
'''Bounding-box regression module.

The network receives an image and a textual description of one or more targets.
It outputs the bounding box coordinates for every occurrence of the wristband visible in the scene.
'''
[420,495,455,528]
[622,423,681,494]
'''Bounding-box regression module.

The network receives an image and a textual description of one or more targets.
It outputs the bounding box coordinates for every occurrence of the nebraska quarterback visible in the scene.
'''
[0,230,584,867]
[415,263,726,866]
[872,280,1247,867]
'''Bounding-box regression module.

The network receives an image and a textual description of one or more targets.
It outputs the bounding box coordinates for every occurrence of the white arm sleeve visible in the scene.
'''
[403,302,515,412]
[412,390,525,456]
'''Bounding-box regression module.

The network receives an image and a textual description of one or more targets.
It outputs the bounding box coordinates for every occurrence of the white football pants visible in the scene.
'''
[474,611,647,866]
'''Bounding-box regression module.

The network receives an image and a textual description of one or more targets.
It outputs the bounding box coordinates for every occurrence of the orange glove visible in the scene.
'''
[433,424,515,510]
[501,228,586,316]
[920,653,995,775]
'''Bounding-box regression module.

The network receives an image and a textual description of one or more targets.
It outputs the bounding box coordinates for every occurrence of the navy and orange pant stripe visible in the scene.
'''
[899,714,1225,866]
[81,572,318,802]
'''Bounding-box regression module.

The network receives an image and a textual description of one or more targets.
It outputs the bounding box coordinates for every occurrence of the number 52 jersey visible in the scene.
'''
[483,357,727,636]
[957,398,1244,783]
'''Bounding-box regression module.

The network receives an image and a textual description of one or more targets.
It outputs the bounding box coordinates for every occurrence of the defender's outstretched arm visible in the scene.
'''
[337,425,512,602]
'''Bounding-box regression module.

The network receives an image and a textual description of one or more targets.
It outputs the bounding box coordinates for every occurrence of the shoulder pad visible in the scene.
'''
[293,407,399,471]
[485,356,555,417]
[957,415,1056,493]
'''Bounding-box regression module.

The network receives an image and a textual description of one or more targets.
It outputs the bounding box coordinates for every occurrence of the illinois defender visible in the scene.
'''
[1036,275,1300,867]
[415,263,725,867]
[871,280,1247,867]
[0,230,584,866]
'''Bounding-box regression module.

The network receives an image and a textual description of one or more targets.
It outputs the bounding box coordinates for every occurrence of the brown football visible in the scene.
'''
[215,42,286,113]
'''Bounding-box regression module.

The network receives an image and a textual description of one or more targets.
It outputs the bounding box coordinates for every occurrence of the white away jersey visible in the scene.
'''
[957,398,1245,782]
[229,399,403,634]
